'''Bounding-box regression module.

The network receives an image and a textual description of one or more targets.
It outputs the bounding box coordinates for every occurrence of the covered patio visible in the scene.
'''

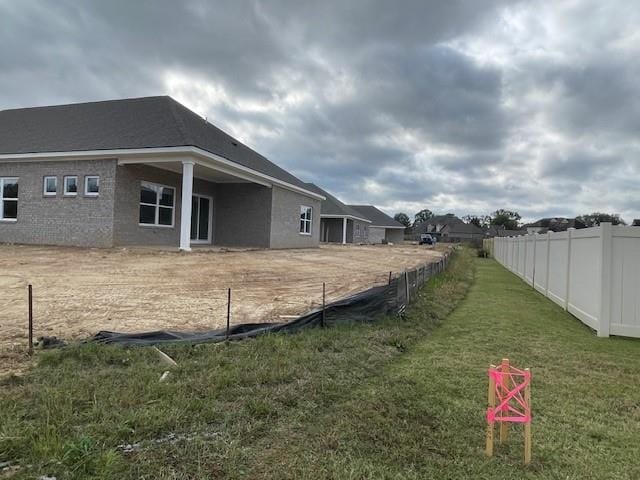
[115,146,323,250]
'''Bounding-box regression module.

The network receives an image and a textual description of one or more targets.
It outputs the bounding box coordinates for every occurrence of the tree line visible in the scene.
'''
[393,209,627,231]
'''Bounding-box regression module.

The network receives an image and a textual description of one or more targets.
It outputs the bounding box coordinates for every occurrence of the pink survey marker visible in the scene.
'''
[485,358,532,464]
[487,364,531,424]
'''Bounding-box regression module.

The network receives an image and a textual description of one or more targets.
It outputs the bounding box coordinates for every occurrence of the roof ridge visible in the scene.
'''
[0,95,170,114]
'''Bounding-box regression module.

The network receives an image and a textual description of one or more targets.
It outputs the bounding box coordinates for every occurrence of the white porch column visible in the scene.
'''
[342,217,347,244]
[179,160,195,251]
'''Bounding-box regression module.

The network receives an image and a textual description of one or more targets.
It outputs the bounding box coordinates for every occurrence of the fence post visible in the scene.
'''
[511,237,515,271]
[598,222,613,337]
[531,234,537,288]
[564,228,574,311]
[544,231,551,296]
[404,271,410,304]
[28,284,33,355]
[523,234,528,280]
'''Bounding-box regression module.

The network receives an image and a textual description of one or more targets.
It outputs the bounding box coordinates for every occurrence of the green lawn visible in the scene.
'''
[1,250,639,479]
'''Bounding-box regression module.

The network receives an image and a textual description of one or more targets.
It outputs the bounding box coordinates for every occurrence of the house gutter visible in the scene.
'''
[0,146,326,202]
[320,214,372,224]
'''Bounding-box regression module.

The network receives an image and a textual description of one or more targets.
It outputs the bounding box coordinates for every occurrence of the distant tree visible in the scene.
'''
[490,209,521,230]
[576,212,626,227]
[463,215,491,228]
[413,209,434,225]
[393,213,411,228]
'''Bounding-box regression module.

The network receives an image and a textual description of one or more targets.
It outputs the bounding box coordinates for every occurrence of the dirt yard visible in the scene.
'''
[0,243,444,357]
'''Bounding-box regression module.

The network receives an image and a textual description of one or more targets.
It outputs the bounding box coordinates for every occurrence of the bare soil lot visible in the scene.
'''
[0,243,443,352]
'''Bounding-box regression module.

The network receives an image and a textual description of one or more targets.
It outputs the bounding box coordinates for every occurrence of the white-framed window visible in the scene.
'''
[300,205,312,235]
[139,181,175,227]
[43,176,57,196]
[0,177,18,221]
[84,175,99,196]
[356,224,360,235]
[63,176,78,196]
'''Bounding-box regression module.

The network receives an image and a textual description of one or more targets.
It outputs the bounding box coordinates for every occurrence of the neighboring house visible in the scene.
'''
[0,96,325,250]
[439,222,485,242]
[485,225,526,237]
[413,213,462,237]
[304,183,371,244]
[523,217,586,234]
[413,213,484,243]
[348,205,405,244]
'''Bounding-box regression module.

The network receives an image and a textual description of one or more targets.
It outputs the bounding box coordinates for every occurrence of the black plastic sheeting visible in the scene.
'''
[92,253,451,347]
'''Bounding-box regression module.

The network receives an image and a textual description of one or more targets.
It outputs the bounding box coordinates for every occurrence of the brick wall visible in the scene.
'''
[385,229,404,243]
[368,226,386,244]
[0,159,322,250]
[270,186,321,248]
[215,183,272,248]
[0,159,116,247]
[113,164,218,247]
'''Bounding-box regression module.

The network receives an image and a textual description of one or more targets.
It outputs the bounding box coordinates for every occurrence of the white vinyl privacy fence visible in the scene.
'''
[493,223,640,338]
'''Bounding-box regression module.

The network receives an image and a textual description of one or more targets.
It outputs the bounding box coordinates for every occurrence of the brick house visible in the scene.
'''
[0,96,325,250]
[413,213,485,243]
[304,183,371,244]
[348,205,405,244]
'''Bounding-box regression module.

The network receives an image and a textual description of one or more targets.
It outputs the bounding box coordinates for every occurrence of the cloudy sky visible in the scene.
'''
[1,0,638,222]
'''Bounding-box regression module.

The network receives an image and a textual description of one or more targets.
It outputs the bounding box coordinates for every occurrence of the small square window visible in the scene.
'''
[84,176,99,196]
[64,176,78,196]
[44,176,57,196]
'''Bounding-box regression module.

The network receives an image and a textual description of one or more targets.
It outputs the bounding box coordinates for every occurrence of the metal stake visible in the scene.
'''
[28,284,33,355]
[322,282,326,328]
[226,288,231,340]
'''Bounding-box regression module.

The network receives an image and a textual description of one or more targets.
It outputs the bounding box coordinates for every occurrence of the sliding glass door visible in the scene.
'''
[190,194,213,244]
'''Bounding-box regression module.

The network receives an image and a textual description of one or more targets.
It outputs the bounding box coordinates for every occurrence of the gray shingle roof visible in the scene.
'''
[523,217,586,230]
[0,96,310,191]
[412,214,464,234]
[304,184,371,221]
[444,222,484,234]
[348,205,405,228]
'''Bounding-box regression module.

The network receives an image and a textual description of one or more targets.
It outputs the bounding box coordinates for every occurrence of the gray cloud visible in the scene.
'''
[0,0,638,222]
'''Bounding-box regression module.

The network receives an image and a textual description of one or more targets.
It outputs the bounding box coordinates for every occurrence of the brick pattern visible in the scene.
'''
[113,164,220,247]
[215,183,273,248]
[0,159,117,247]
[368,226,386,244]
[1,160,322,249]
[270,186,321,248]
[350,219,370,244]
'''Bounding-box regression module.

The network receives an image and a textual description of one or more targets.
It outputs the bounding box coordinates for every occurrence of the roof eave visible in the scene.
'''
[0,146,326,201]
[320,214,372,223]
